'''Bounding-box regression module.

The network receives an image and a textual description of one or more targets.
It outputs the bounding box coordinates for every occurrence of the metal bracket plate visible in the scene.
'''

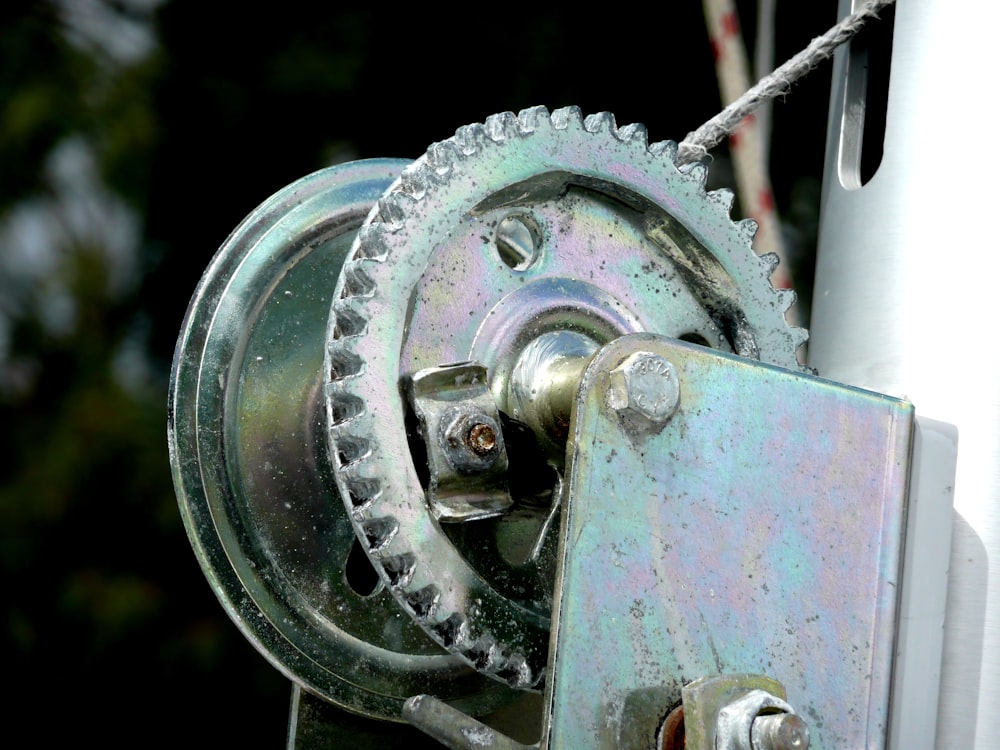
[546,333,914,749]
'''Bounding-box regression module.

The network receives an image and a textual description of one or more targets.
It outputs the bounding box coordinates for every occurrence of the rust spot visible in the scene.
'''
[467,423,497,456]
[660,706,685,750]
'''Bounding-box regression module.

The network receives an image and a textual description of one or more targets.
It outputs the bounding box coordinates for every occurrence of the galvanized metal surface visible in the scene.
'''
[812,2,997,747]
[323,106,807,689]
[547,334,913,749]
[507,330,597,465]
[168,159,514,720]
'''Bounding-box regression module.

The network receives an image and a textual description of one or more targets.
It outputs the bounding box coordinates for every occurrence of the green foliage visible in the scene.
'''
[0,2,287,742]
[0,3,89,205]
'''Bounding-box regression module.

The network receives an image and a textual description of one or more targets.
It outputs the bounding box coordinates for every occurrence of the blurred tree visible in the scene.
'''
[0,1,288,744]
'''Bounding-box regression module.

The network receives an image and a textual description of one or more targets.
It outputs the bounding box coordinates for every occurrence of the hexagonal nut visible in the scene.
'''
[607,351,679,427]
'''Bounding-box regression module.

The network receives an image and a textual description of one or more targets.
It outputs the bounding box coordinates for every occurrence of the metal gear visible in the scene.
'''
[324,106,807,690]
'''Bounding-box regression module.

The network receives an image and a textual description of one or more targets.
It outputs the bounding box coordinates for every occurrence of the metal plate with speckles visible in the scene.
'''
[548,333,913,749]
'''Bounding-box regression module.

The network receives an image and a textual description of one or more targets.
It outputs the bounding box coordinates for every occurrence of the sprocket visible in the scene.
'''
[324,106,807,690]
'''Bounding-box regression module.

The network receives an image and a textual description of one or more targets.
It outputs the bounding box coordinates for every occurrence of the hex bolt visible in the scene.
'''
[608,351,680,428]
[751,712,810,750]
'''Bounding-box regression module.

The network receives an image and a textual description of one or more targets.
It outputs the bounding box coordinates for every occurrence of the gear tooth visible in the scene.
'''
[494,652,531,689]
[432,612,470,650]
[737,217,759,244]
[777,287,797,313]
[617,122,649,146]
[376,192,409,228]
[381,552,416,588]
[516,105,550,133]
[399,167,430,200]
[405,584,440,620]
[354,224,390,261]
[649,139,679,161]
[550,106,584,130]
[454,123,488,155]
[708,187,736,213]
[583,111,617,134]
[340,263,376,299]
[425,141,458,180]
[791,326,810,349]
[327,392,365,426]
[465,636,499,671]
[331,301,368,339]
[334,434,371,467]
[341,475,381,510]
[361,516,398,552]
[484,111,519,142]
[759,251,780,276]
[679,161,709,187]
[328,344,364,380]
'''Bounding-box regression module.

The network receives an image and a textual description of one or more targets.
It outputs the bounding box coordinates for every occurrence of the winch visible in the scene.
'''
[168,105,957,749]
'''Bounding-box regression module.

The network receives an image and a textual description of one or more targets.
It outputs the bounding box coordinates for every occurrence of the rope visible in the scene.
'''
[678,0,896,165]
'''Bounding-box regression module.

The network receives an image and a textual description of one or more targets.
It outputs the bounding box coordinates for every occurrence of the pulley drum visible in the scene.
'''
[168,158,519,720]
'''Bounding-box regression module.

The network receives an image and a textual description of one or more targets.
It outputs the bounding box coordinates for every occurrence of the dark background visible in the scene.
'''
[2,1,845,744]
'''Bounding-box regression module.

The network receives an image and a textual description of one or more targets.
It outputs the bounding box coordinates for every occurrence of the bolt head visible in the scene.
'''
[442,412,502,472]
[608,352,679,426]
[466,422,498,456]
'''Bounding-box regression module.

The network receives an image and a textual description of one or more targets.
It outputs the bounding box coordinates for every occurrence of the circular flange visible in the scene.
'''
[325,108,808,690]
[168,159,518,719]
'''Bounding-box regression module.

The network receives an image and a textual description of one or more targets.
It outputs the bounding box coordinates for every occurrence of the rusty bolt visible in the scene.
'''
[466,422,497,456]
[608,351,680,428]
[442,412,502,471]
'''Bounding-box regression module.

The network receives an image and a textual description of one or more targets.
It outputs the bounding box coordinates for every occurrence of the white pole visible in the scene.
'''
[811,2,1000,748]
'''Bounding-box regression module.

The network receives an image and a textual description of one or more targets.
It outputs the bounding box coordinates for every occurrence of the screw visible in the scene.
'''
[466,422,497,456]
[442,412,502,471]
[495,214,540,270]
[608,351,680,428]
[751,712,810,750]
